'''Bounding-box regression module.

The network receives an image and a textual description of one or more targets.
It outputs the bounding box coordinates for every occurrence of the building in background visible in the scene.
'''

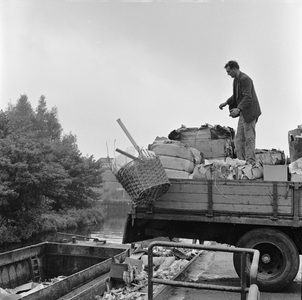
[98,157,130,201]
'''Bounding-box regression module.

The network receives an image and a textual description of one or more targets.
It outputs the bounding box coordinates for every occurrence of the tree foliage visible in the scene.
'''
[0,95,103,242]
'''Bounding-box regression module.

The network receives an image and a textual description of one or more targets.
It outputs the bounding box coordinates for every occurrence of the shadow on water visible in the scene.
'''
[0,200,132,253]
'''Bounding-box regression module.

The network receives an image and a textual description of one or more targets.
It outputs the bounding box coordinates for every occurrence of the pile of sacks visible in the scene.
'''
[148,123,265,180]
[148,137,264,180]
[148,137,203,179]
[148,123,236,180]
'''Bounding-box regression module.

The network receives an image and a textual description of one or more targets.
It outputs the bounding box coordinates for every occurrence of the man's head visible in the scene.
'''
[224,60,240,78]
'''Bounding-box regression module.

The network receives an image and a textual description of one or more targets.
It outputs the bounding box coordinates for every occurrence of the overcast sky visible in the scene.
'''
[1,0,301,160]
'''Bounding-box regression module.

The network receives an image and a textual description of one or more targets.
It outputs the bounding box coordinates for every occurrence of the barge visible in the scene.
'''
[0,241,130,300]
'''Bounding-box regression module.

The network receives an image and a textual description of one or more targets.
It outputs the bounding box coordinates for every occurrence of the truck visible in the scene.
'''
[122,177,302,292]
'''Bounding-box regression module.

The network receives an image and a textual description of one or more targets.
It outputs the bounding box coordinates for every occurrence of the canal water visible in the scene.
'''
[88,200,132,243]
[0,201,132,253]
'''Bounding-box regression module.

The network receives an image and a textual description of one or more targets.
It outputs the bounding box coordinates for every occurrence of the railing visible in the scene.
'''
[147,241,260,300]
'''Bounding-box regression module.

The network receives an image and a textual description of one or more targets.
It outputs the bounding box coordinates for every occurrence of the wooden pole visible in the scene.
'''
[116,118,140,153]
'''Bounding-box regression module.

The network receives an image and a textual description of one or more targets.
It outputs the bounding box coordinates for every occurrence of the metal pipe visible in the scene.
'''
[152,278,248,292]
[148,245,154,300]
[240,252,247,300]
[147,241,260,300]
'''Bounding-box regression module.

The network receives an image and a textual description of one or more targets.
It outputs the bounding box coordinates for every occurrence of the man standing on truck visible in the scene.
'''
[219,60,261,165]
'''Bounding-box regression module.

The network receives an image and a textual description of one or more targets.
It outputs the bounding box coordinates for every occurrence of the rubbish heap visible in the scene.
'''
[113,121,302,208]
[148,123,288,181]
[97,242,199,300]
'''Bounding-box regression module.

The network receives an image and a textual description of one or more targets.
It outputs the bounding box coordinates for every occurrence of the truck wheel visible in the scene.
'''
[233,228,299,292]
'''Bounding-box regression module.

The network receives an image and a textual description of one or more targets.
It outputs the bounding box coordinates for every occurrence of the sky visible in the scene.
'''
[1,0,302,160]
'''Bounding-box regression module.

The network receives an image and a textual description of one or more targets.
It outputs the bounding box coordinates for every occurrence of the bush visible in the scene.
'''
[38,214,68,232]
[0,205,105,246]
[37,206,104,233]
[0,224,19,244]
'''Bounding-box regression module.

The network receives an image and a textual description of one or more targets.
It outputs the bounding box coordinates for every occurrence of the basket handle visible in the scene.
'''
[117,118,141,153]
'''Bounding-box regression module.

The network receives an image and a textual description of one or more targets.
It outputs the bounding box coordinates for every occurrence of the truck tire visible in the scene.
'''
[233,228,299,292]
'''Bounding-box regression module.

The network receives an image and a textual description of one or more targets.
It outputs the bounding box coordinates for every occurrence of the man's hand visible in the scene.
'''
[219,101,227,110]
[229,108,241,118]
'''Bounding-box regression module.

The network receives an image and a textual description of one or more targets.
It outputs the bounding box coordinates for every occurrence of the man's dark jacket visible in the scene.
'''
[227,71,261,123]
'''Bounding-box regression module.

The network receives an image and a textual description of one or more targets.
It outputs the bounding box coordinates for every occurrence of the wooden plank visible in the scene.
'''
[166,180,291,198]
[163,183,276,199]
[212,194,291,206]
[135,212,299,227]
[156,180,294,215]
[156,194,292,215]
[153,200,292,215]
[212,204,291,214]
[161,184,280,201]
[164,181,208,194]
[169,179,289,188]
[159,191,292,206]
[159,192,207,203]
[211,182,289,196]
[155,201,208,211]
[153,201,291,215]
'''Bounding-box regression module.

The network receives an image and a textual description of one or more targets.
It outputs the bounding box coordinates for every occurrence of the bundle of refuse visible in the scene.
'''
[168,124,235,160]
[146,123,236,180]
[188,148,289,181]
[148,124,290,181]
[255,148,286,165]
[114,122,301,183]
[189,157,264,181]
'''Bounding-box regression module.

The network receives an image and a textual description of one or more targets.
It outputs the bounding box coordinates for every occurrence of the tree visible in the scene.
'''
[0,135,69,240]
[34,95,62,140]
[50,133,102,210]
[0,110,9,138]
[0,94,103,242]
[6,94,35,137]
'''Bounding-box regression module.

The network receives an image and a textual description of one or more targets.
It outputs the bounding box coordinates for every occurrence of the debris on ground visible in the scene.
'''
[96,243,200,300]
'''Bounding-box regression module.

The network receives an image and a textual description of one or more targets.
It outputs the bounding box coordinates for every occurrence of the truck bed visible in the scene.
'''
[123,179,302,247]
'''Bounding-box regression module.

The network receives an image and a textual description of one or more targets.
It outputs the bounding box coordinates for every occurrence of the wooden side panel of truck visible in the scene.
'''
[123,179,302,292]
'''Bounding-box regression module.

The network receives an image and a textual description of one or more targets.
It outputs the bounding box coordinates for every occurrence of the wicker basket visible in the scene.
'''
[115,150,171,205]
